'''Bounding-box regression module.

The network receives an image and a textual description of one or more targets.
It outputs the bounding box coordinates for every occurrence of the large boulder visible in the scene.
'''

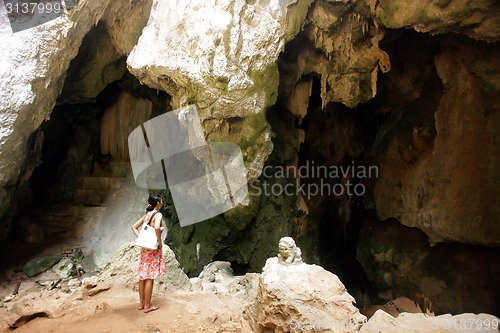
[98,243,191,292]
[127,0,314,180]
[242,257,366,332]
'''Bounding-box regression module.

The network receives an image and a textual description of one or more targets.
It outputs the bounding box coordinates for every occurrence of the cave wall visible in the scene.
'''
[371,35,500,245]
[353,30,500,314]
[24,76,165,268]
[267,0,499,314]
[369,0,500,42]
[0,0,153,250]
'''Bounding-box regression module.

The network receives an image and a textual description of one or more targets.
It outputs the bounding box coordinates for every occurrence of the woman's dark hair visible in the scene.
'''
[146,194,162,212]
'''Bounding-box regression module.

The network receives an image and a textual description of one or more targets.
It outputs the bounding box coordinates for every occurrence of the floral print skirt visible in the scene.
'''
[135,248,166,280]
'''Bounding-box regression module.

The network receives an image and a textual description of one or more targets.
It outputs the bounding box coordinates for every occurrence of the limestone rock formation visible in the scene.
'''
[191,261,235,294]
[99,90,152,161]
[0,0,498,318]
[371,36,500,246]
[98,243,191,292]
[0,0,152,246]
[127,0,313,180]
[369,0,500,42]
[276,0,394,114]
[227,272,261,304]
[243,256,366,332]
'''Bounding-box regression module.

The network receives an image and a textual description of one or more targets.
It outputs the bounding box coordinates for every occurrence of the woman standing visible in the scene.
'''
[131,194,166,313]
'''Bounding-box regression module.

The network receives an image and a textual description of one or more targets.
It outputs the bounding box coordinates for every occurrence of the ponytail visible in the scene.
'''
[146,194,162,212]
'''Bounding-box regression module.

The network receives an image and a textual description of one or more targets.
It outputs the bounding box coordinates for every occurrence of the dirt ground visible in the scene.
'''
[0,237,249,333]
[1,284,245,333]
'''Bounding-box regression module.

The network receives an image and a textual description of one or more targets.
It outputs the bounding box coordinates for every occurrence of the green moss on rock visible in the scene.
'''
[247,63,280,109]
[23,256,62,277]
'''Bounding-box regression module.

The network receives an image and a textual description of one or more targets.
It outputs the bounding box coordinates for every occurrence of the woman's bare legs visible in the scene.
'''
[143,279,158,312]
[138,280,146,309]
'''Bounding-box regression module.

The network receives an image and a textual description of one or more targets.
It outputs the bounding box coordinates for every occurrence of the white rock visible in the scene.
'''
[51,257,75,279]
[199,261,234,283]
[0,0,108,188]
[127,0,310,179]
[192,261,234,294]
[227,272,260,303]
[81,276,99,289]
[243,257,366,332]
[191,261,259,301]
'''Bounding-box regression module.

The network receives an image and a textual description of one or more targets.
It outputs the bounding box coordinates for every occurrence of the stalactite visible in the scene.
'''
[99,91,152,162]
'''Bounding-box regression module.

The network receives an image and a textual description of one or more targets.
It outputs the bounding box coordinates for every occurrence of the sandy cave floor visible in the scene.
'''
[0,284,245,333]
[0,239,246,333]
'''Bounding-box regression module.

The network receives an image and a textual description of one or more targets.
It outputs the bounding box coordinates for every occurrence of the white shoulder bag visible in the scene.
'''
[135,211,161,250]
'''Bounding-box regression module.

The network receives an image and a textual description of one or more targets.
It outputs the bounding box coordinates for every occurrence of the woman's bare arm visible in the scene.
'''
[153,213,163,248]
[131,215,146,237]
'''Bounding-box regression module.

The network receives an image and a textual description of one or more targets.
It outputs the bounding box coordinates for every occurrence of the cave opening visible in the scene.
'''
[271,27,382,305]
[29,73,170,212]
[295,75,375,301]
[4,21,170,271]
